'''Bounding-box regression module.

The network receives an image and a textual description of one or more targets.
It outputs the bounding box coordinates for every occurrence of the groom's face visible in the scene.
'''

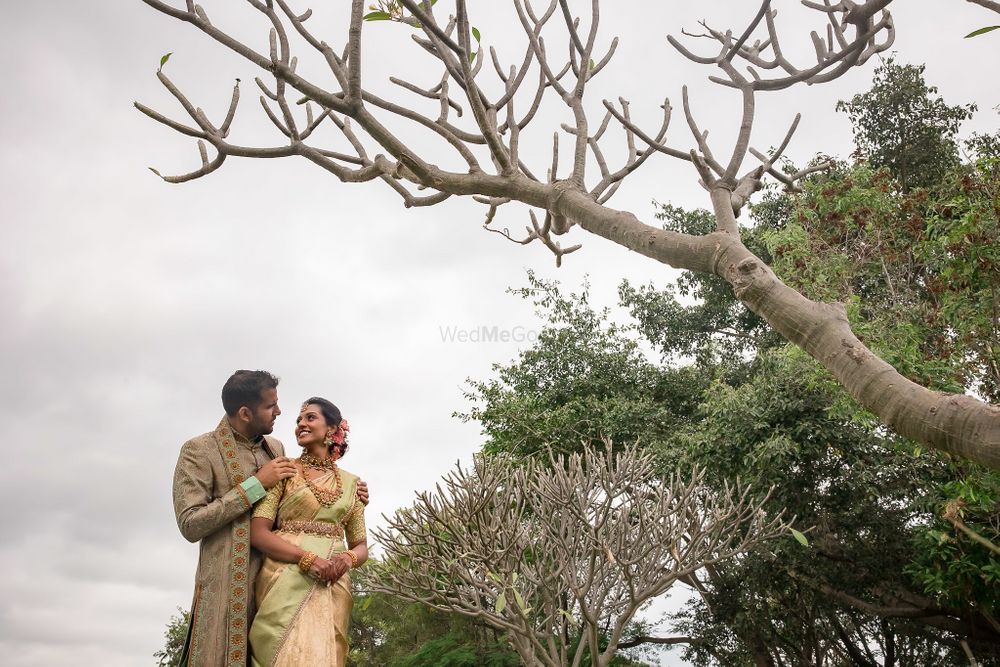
[246,387,281,437]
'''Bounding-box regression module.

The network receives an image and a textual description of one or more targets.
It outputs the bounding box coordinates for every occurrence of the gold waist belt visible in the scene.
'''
[277,520,342,537]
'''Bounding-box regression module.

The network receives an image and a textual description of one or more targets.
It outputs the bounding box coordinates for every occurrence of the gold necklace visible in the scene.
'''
[299,453,338,470]
[299,461,344,506]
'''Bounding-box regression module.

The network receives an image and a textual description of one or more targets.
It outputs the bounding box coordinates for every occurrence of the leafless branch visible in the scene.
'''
[967,0,1000,13]
[364,442,787,667]
[669,0,896,91]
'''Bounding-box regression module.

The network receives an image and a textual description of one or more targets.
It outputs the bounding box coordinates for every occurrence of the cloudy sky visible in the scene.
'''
[1,2,997,665]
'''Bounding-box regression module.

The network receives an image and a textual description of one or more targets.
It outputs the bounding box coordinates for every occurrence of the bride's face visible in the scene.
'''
[295,404,329,448]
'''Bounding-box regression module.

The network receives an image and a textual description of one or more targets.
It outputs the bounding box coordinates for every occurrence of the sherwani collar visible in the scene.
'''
[218,417,265,451]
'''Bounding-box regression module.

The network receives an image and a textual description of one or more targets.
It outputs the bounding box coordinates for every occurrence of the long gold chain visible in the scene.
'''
[298,459,344,506]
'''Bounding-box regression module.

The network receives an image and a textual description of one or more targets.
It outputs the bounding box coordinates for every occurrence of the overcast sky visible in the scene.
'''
[1,2,997,665]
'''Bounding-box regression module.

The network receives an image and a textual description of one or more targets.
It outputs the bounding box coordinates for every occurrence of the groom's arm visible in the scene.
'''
[173,439,255,543]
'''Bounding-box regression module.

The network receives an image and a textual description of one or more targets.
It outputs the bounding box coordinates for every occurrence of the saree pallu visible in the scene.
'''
[248,468,366,667]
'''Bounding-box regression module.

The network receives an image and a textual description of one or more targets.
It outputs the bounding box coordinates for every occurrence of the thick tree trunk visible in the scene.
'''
[407,166,1000,470]
[542,182,1000,470]
[731,253,1000,470]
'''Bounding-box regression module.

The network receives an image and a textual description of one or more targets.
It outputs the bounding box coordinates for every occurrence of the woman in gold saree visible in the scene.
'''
[248,397,368,667]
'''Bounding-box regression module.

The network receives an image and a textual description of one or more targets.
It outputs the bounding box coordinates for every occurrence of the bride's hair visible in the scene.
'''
[303,397,348,458]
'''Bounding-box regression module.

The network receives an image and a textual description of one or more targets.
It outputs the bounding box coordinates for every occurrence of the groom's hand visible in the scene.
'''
[357,479,370,506]
[257,457,296,489]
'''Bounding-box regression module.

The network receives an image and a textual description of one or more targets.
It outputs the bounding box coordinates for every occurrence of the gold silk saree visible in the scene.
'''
[248,467,366,667]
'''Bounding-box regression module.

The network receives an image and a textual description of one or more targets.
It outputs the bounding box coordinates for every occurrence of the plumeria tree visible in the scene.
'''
[363,443,788,666]
[135,0,1000,470]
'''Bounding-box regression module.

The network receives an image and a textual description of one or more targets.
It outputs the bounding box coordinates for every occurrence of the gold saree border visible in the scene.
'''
[277,520,342,537]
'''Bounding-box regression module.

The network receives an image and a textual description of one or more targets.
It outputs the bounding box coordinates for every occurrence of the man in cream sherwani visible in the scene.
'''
[174,371,295,667]
[172,370,368,667]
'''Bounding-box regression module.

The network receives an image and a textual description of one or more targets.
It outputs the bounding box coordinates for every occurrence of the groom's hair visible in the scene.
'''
[222,370,280,415]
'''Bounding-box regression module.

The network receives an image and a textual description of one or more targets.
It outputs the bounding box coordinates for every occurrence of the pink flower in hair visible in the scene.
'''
[331,418,350,446]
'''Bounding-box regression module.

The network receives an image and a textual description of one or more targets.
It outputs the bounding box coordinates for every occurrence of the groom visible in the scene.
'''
[173,370,368,667]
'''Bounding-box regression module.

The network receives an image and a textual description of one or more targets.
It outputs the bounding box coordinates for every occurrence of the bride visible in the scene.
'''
[248,397,368,666]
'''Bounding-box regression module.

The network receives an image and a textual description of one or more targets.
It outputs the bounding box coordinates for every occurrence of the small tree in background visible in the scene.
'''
[154,607,189,667]
[348,585,521,666]
[366,443,788,667]
[836,58,976,192]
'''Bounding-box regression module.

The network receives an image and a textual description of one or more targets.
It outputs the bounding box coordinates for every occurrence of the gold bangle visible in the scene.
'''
[298,551,317,574]
[342,550,359,569]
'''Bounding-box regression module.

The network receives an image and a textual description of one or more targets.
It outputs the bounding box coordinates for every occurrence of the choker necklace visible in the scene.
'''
[299,453,338,471]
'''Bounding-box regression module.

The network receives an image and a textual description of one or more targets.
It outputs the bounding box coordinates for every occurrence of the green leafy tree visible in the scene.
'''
[466,271,999,664]
[766,160,1000,402]
[349,585,520,667]
[463,115,1000,660]
[459,273,709,461]
[836,58,976,191]
[758,156,1000,630]
[154,607,189,667]
[966,106,1000,163]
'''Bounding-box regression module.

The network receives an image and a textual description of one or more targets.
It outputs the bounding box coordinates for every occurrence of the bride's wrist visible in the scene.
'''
[298,551,318,574]
[340,550,359,569]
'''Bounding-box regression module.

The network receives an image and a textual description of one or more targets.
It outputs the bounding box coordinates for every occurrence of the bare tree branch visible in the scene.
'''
[364,443,787,666]
[134,0,1000,470]
[967,0,1000,13]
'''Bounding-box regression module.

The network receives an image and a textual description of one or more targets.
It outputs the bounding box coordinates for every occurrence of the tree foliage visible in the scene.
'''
[766,160,1000,402]
[836,58,976,191]
[459,273,708,461]
[458,81,1000,656]
[410,60,1000,663]
[349,588,520,667]
[465,266,1000,663]
[154,607,190,667]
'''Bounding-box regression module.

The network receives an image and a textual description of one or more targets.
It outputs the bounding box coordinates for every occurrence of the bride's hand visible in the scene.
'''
[310,557,339,581]
[327,553,352,581]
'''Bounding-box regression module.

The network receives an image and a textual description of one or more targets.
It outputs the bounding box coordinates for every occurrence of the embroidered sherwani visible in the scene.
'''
[173,418,286,667]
